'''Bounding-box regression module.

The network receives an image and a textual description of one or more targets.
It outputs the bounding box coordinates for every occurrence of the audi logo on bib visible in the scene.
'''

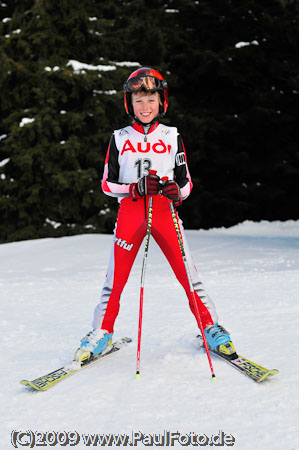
[121,139,171,155]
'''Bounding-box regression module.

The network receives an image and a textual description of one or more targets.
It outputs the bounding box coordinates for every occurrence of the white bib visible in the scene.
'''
[114,124,179,183]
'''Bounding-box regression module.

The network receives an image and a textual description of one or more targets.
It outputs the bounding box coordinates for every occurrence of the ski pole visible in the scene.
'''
[168,197,216,380]
[136,194,154,379]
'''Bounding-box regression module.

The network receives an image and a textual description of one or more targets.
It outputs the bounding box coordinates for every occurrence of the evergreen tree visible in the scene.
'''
[0,0,298,242]
[0,0,138,242]
[162,0,299,227]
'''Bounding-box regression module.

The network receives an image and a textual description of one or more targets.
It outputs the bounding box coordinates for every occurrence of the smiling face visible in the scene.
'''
[131,91,161,124]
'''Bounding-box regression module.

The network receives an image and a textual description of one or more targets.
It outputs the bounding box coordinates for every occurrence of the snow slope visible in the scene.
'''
[1,220,298,450]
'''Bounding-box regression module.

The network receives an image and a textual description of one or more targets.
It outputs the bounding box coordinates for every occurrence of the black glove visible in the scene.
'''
[129,170,160,198]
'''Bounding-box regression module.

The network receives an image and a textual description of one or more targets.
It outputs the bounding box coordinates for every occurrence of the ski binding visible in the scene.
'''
[196,335,278,382]
[20,337,132,391]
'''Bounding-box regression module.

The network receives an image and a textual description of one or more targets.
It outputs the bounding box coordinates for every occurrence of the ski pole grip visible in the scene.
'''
[159,176,168,192]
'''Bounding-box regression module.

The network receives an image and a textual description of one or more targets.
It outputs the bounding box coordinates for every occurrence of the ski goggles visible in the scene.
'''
[124,75,167,93]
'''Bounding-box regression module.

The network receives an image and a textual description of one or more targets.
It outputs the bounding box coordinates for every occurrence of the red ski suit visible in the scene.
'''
[93,121,218,332]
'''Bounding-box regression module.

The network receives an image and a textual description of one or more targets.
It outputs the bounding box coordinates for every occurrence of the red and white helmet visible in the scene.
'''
[123,67,168,118]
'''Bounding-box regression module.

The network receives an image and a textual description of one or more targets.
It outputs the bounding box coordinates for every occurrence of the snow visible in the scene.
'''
[44,60,139,75]
[1,220,298,449]
[195,219,299,238]
[19,117,35,127]
[93,89,117,95]
[44,66,60,72]
[45,218,62,229]
[67,60,116,73]
[0,157,10,167]
[114,61,141,67]
[235,41,259,48]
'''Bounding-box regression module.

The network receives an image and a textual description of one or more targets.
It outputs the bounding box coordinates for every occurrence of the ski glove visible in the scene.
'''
[129,170,160,198]
[161,180,182,206]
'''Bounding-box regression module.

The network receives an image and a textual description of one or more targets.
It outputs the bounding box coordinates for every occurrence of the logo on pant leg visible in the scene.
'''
[114,237,133,251]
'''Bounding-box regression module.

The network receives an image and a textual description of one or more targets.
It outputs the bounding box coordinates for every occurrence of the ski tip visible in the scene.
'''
[212,374,217,381]
[135,371,141,379]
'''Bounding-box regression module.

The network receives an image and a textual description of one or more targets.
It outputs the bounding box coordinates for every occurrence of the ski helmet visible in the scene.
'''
[123,67,168,118]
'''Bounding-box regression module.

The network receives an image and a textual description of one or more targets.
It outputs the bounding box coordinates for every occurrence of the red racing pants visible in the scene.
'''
[92,195,218,333]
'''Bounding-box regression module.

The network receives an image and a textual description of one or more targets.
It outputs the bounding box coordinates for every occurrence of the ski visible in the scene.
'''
[20,337,132,391]
[196,335,278,382]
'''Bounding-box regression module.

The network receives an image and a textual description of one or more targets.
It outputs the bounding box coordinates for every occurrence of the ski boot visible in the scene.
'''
[204,323,237,360]
[74,329,113,363]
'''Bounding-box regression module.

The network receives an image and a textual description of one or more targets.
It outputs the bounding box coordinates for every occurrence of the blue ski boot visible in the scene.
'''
[74,329,113,363]
[204,323,237,359]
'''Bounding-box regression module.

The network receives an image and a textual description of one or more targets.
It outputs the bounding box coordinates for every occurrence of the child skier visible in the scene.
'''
[75,67,233,363]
